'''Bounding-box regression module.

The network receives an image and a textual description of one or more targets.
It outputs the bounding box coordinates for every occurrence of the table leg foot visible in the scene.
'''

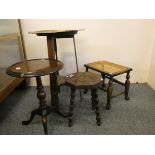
[83,89,88,94]
[22,108,41,125]
[105,103,111,110]
[56,110,69,118]
[125,97,130,100]
[42,109,48,135]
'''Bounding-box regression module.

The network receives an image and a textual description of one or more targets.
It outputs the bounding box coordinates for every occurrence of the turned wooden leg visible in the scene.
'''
[68,88,76,127]
[83,67,88,94]
[125,71,130,100]
[92,89,101,126]
[101,73,106,88]
[36,76,48,135]
[106,77,113,110]
[91,89,95,110]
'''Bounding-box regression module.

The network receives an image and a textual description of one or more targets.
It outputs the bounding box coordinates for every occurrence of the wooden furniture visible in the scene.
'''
[84,61,132,110]
[0,20,27,103]
[6,58,63,135]
[65,72,102,127]
[30,29,82,115]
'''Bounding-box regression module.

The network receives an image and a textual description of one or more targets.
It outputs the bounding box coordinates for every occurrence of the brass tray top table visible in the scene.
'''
[30,29,83,114]
[7,58,63,135]
[84,61,132,110]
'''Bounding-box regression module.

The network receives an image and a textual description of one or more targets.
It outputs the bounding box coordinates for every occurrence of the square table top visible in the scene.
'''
[29,29,83,34]
[84,61,132,76]
[29,29,84,38]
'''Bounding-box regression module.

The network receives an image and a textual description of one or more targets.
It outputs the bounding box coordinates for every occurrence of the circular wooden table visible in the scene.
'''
[65,72,102,127]
[7,58,63,135]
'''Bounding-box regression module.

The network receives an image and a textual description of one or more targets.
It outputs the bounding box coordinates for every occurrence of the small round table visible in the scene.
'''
[6,58,63,135]
[65,72,102,127]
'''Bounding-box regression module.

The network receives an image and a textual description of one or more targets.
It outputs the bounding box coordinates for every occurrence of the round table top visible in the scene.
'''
[65,72,102,89]
[6,58,63,78]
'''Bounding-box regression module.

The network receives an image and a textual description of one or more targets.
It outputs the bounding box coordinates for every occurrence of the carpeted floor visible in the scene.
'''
[0,83,155,135]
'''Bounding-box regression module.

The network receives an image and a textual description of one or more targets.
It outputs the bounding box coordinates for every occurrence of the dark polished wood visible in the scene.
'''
[50,73,59,110]
[66,72,102,127]
[125,71,130,100]
[47,37,55,59]
[6,58,63,115]
[91,89,95,110]
[22,76,52,135]
[36,76,47,135]
[83,68,89,94]
[101,73,106,88]
[22,77,48,134]
[65,72,102,89]
[92,89,101,126]
[7,58,64,135]
[84,60,132,110]
[29,30,79,38]
[7,58,63,78]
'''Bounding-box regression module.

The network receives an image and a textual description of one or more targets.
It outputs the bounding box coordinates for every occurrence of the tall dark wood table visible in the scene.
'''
[6,58,63,134]
[29,30,81,116]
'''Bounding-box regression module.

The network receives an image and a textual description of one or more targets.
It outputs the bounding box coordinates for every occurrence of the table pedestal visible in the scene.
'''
[22,77,50,134]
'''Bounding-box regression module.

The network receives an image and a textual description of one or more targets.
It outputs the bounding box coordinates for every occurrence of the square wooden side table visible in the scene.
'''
[84,61,132,110]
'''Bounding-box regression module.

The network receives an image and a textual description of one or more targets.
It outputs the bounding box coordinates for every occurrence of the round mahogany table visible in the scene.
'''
[7,58,63,135]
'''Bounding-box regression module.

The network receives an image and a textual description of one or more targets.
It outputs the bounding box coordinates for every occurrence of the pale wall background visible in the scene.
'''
[148,22,155,90]
[20,19,155,89]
